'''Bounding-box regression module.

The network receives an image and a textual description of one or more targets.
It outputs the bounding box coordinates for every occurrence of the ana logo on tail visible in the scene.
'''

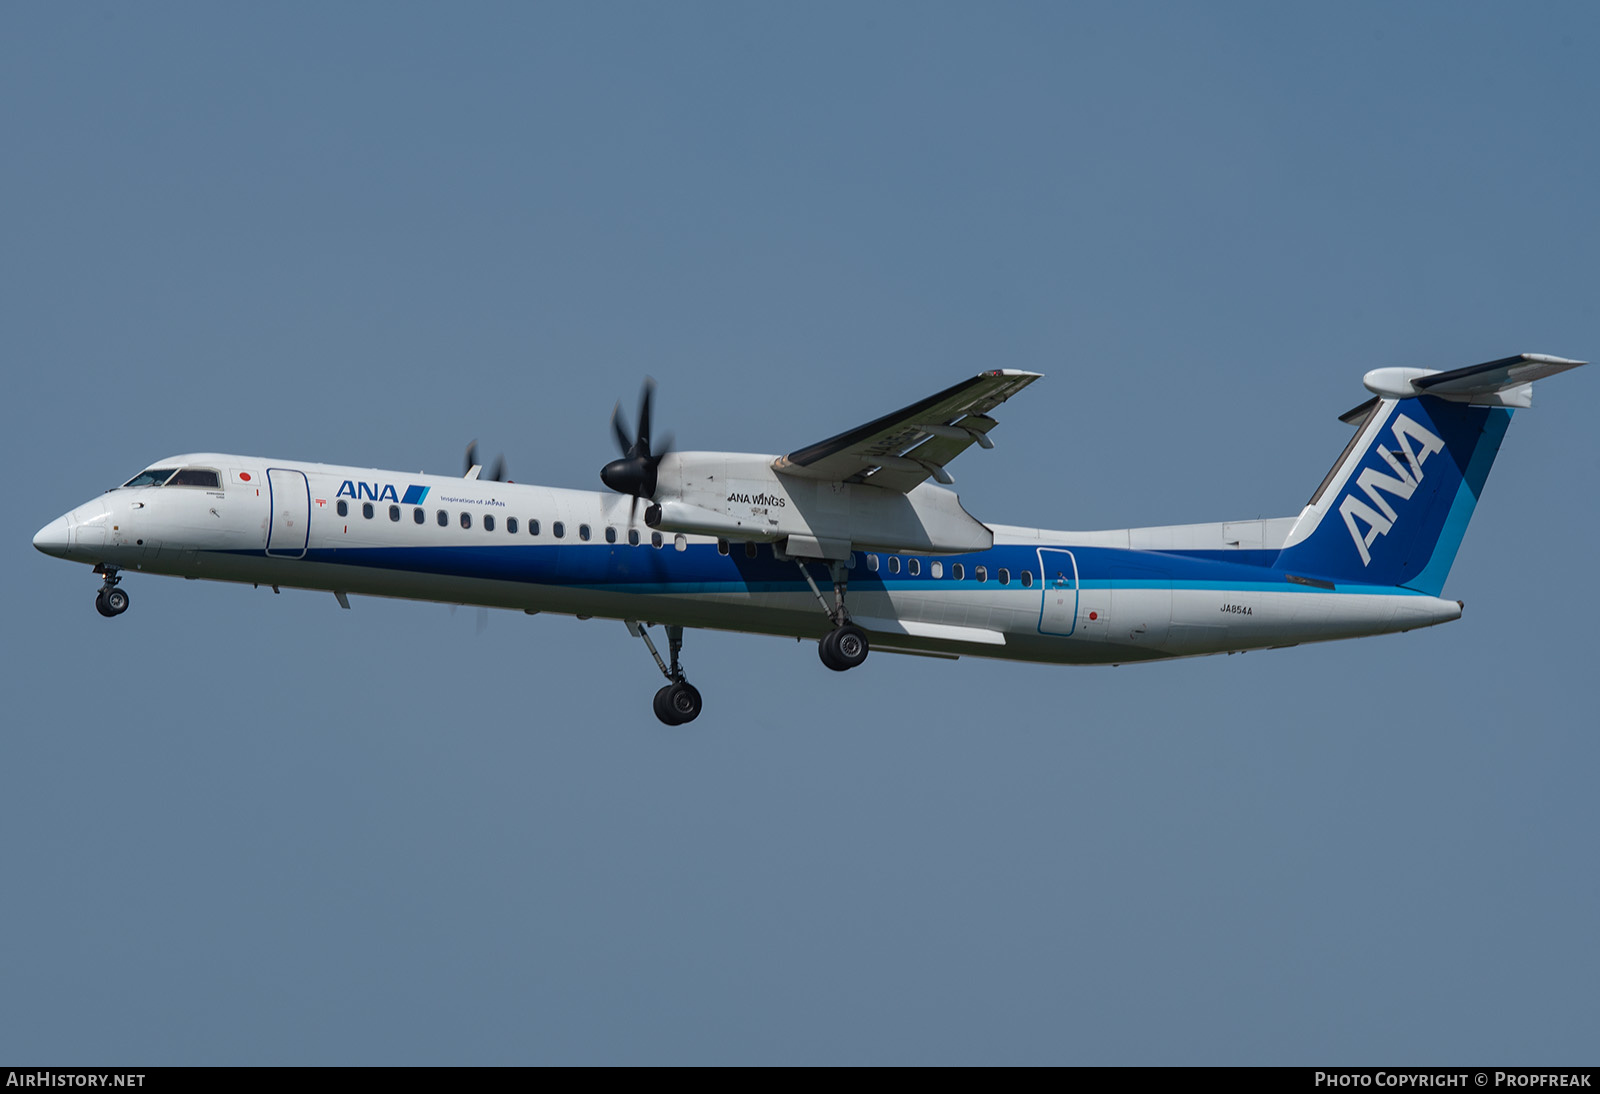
[1339,413,1446,566]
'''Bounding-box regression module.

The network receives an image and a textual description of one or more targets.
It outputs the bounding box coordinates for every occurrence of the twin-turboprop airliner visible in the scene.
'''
[33,353,1585,724]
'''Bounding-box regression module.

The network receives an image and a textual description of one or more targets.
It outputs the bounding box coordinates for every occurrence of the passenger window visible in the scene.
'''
[507,517,518,534]
[604,526,616,544]
[337,500,348,517]
[553,521,565,539]
[952,563,964,580]
[998,568,1010,585]
[908,558,921,576]
[888,557,901,574]
[529,519,540,536]
[628,529,639,546]
[579,524,591,541]
[651,532,663,548]
[389,505,400,522]
[931,561,943,579]
[484,514,495,532]
[975,566,988,583]
[362,502,374,519]
[169,468,221,488]
[717,539,729,555]
[460,512,472,530]
[745,542,757,558]
[436,510,448,527]
[1021,570,1033,588]
[674,534,687,551]
[413,508,425,524]
[867,554,879,572]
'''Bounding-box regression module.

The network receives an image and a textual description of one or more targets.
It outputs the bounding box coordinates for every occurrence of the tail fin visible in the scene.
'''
[1274,353,1584,595]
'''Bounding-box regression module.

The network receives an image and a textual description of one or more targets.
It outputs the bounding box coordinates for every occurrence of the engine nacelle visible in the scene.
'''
[646,453,992,558]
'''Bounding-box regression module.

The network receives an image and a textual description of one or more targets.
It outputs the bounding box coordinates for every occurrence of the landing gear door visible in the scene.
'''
[1037,548,1079,636]
[265,468,310,559]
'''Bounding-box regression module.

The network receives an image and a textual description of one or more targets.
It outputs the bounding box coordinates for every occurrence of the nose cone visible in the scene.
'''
[34,515,72,558]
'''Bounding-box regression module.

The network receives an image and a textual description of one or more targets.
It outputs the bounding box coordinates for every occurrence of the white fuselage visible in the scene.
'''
[34,452,1462,665]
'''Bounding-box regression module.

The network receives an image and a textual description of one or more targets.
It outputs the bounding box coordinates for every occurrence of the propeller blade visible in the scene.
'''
[464,441,480,477]
[601,377,672,504]
[487,455,506,483]
[611,402,632,456]
[636,377,656,456]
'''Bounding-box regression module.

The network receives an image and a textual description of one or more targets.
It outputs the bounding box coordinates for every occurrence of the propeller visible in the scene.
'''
[465,441,508,483]
[600,378,672,522]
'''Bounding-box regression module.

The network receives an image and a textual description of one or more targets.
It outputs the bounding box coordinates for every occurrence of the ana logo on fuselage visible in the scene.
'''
[1339,413,1446,566]
[337,480,431,505]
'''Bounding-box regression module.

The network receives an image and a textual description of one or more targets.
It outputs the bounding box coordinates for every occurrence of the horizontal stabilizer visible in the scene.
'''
[1363,353,1585,408]
[1413,353,1586,394]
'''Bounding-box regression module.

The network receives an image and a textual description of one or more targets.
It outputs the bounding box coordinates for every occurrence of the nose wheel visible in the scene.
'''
[94,568,129,618]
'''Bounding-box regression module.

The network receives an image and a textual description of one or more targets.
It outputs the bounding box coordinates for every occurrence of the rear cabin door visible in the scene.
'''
[1037,548,1080,636]
[265,468,310,559]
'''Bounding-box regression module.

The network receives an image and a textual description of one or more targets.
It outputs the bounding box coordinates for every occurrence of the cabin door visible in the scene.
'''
[265,468,310,559]
[1037,549,1080,636]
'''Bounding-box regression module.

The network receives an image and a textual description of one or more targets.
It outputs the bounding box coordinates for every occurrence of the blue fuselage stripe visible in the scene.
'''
[220,541,1424,597]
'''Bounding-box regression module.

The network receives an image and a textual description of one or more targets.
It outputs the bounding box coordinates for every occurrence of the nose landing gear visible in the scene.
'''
[629,621,703,725]
[93,566,129,618]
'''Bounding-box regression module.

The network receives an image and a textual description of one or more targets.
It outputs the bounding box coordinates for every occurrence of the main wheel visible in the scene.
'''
[103,587,129,616]
[95,589,114,617]
[664,681,702,724]
[819,624,868,671]
[653,685,679,725]
[832,623,868,668]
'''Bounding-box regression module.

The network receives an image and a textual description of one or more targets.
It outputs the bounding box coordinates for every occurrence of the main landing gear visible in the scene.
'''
[794,557,869,672]
[629,622,703,725]
[93,566,129,618]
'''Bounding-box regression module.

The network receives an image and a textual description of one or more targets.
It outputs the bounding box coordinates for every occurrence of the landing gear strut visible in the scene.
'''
[94,566,129,618]
[794,557,869,672]
[629,621,703,725]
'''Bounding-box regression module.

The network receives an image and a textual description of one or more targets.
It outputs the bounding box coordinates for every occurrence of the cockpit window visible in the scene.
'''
[168,468,221,488]
[122,468,177,488]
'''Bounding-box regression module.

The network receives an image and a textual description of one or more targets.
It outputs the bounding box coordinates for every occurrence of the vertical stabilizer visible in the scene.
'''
[1274,395,1510,595]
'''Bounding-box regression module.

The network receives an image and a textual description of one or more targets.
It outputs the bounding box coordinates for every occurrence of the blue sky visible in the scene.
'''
[4,2,1597,1064]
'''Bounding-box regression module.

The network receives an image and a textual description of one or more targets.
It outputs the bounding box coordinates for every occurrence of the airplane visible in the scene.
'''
[32,353,1585,725]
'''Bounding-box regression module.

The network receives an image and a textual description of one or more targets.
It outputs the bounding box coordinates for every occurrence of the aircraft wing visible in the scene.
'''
[771,370,1041,492]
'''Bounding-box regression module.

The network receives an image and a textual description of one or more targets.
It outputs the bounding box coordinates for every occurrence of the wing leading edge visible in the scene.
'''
[772,370,1041,493]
